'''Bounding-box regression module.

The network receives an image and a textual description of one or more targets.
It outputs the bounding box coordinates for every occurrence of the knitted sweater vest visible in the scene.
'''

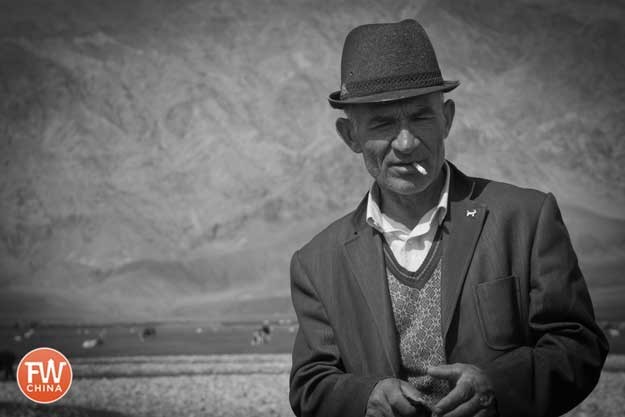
[383,228,450,406]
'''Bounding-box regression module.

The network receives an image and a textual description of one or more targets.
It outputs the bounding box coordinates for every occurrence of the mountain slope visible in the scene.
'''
[1,0,623,323]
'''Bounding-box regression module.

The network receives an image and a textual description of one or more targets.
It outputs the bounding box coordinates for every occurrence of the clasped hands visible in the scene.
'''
[365,363,497,417]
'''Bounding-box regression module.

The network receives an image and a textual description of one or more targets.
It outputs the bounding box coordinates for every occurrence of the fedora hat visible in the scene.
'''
[329,19,459,109]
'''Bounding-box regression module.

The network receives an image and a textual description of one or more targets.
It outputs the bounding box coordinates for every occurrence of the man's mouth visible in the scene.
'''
[391,161,428,175]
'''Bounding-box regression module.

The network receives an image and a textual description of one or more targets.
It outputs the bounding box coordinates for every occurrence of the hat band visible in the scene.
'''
[341,71,443,100]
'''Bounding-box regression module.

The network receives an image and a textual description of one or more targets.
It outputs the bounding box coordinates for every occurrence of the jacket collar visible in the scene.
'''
[343,161,488,370]
[365,161,451,236]
[348,162,473,231]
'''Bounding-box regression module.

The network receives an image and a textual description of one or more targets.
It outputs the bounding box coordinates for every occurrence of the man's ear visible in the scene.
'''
[442,98,455,139]
[336,117,362,153]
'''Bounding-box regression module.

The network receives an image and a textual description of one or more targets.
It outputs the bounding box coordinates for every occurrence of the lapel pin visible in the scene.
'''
[466,209,477,217]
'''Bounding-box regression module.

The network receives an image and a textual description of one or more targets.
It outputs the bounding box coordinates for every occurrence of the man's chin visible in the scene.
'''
[378,179,427,196]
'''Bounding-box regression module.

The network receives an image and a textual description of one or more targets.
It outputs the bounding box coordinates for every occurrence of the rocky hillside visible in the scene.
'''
[1,0,623,323]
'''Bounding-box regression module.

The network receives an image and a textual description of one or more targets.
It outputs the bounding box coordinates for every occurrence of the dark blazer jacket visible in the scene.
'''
[289,163,608,417]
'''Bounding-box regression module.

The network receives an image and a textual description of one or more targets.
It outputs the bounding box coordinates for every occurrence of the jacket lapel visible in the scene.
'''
[343,199,400,377]
[341,163,487,373]
[441,164,488,342]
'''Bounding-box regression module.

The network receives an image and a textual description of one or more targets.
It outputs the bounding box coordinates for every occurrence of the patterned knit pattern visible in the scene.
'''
[386,237,450,406]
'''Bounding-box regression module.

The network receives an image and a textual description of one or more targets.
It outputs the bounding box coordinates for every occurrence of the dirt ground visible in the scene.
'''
[1,354,623,417]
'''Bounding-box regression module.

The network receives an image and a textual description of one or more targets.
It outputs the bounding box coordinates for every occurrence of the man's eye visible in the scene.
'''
[371,122,392,129]
[411,114,434,121]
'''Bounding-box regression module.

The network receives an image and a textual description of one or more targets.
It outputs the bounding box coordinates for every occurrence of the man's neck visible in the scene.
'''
[377,168,446,230]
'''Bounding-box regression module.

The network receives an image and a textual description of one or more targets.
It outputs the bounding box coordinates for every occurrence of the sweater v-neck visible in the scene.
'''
[382,227,443,289]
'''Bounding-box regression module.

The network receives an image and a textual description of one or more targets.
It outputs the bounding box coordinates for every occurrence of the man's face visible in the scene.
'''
[337,93,455,196]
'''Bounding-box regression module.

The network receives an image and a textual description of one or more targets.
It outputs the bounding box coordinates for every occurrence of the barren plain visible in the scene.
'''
[1,354,625,417]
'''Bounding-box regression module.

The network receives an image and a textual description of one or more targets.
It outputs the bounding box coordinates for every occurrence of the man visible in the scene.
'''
[289,19,608,417]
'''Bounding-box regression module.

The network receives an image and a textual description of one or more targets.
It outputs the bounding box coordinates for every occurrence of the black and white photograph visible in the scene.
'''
[0,0,624,416]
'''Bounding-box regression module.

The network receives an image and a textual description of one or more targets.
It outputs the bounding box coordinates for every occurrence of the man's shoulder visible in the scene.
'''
[468,174,552,224]
[472,176,547,207]
[295,206,361,259]
[448,162,549,211]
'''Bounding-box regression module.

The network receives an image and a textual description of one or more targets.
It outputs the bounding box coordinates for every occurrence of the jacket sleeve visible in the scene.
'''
[483,193,609,417]
[289,250,381,417]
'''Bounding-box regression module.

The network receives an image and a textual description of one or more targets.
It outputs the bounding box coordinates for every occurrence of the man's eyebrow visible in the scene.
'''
[407,106,435,117]
[367,115,396,124]
[367,107,434,123]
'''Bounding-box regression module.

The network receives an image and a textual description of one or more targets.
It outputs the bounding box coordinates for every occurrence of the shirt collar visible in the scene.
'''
[366,161,450,237]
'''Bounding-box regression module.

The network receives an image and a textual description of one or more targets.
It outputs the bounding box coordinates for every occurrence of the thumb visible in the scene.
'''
[426,364,462,381]
[399,380,425,405]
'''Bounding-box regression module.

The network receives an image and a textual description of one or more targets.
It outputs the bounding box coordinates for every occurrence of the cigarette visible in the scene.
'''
[412,162,428,175]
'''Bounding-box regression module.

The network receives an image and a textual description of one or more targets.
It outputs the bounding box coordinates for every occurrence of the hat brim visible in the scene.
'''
[328,80,459,109]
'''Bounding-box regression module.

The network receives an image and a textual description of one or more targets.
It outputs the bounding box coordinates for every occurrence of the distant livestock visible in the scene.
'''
[251,321,272,346]
[82,338,103,349]
[0,350,16,380]
[140,327,157,342]
[82,329,107,349]
[251,330,267,346]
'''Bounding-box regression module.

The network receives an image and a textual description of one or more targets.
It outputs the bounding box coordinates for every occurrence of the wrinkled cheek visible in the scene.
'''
[361,151,383,179]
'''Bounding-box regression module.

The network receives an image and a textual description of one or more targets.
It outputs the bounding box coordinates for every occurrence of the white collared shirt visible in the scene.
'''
[366,161,450,272]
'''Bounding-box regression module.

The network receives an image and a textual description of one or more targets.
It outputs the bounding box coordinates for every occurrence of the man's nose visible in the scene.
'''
[392,128,421,153]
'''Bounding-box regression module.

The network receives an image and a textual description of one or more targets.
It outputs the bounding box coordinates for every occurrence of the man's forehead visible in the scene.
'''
[348,93,442,118]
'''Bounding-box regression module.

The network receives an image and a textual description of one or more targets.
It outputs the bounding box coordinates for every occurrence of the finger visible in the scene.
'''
[433,383,474,415]
[367,383,394,417]
[427,363,462,381]
[380,381,416,416]
[473,407,496,417]
[365,410,387,417]
[378,389,397,417]
[366,398,393,417]
[399,381,427,406]
[441,395,481,417]
[390,395,418,417]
